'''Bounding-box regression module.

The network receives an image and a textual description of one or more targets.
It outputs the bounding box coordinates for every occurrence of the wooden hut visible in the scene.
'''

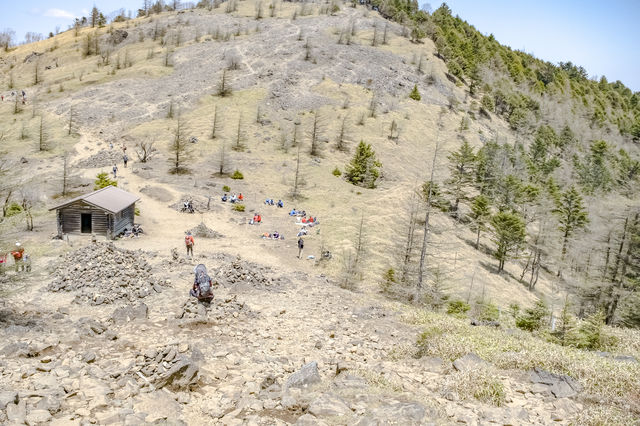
[49,186,140,239]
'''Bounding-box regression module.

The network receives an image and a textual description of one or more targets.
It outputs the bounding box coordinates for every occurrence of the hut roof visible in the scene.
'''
[49,186,139,214]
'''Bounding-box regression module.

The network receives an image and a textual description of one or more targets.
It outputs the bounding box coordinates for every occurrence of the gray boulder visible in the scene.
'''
[111,303,148,323]
[285,361,321,390]
[530,367,582,398]
[0,390,18,409]
[308,393,351,417]
[155,359,199,391]
[452,353,490,372]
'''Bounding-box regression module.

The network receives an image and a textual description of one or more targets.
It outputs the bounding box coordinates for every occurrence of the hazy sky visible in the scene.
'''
[433,0,640,91]
[1,1,638,91]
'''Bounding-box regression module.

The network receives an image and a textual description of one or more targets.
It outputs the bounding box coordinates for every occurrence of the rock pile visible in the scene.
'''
[131,344,200,392]
[48,243,161,305]
[75,149,123,168]
[187,223,223,239]
[177,295,251,321]
[170,195,209,212]
[212,256,283,288]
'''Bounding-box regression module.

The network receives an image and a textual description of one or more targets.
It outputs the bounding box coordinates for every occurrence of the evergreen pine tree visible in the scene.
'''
[345,141,381,189]
[409,84,421,101]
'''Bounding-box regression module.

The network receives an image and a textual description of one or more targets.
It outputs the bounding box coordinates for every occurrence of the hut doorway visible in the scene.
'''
[81,214,92,233]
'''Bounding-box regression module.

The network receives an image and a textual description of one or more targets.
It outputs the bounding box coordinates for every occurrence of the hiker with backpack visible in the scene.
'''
[190,264,213,301]
[297,237,304,259]
[185,231,195,256]
[123,153,128,168]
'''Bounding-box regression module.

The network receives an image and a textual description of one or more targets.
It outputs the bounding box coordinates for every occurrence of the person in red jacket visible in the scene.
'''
[11,242,25,272]
[185,232,195,256]
[238,193,244,201]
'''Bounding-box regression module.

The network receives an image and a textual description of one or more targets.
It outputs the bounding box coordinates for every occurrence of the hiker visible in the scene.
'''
[109,142,114,149]
[289,208,297,216]
[11,243,25,272]
[273,231,279,239]
[122,144,127,154]
[185,232,195,256]
[112,164,118,178]
[252,214,259,224]
[190,264,213,301]
[297,228,307,237]
[230,193,237,203]
[238,193,244,201]
[123,154,128,168]
[257,214,262,223]
[277,200,284,208]
[297,237,304,259]
[221,193,228,202]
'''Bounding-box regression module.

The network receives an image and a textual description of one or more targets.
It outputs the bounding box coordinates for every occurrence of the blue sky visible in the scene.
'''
[1,1,638,91]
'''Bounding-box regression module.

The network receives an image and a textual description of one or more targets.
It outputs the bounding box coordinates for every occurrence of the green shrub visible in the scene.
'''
[475,301,500,322]
[230,170,244,180]
[222,185,231,192]
[380,268,396,293]
[5,202,23,217]
[94,172,117,190]
[481,94,494,112]
[516,300,549,331]
[409,84,421,101]
[332,167,342,177]
[447,300,471,317]
[134,207,140,216]
[232,204,245,212]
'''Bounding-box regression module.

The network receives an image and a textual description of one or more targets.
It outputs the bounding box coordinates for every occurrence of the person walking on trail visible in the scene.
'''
[297,237,304,259]
[11,242,25,272]
[123,153,128,168]
[112,164,118,178]
[185,232,195,257]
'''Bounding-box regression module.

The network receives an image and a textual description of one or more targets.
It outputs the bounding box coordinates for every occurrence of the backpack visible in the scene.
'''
[185,235,194,246]
[194,264,211,294]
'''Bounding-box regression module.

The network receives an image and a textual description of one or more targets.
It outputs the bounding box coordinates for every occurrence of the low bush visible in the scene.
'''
[231,170,244,180]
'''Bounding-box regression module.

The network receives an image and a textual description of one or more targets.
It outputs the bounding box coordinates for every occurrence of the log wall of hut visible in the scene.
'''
[59,201,111,236]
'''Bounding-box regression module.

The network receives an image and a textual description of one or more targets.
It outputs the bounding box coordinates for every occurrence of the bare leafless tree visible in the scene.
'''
[136,140,157,163]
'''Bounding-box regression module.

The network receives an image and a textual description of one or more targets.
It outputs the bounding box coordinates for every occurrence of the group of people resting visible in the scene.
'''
[249,214,262,225]
[261,231,283,240]
[265,199,284,208]
[221,193,244,203]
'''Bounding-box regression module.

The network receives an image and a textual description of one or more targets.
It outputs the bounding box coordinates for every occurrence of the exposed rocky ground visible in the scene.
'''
[1,2,638,425]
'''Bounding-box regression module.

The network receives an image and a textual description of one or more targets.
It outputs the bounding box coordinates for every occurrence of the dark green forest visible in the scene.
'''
[373,1,640,329]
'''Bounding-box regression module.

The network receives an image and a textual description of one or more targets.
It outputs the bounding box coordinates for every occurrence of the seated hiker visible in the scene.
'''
[301,217,307,224]
[265,199,271,205]
[269,199,275,206]
[221,193,228,202]
[289,208,296,216]
[277,200,284,208]
[297,228,307,237]
[190,264,213,301]
[238,193,244,201]
[256,214,262,223]
[230,193,237,203]
[261,232,270,239]
[272,231,279,239]
[253,214,259,223]
[11,243,25,272]
[308,216,314,223]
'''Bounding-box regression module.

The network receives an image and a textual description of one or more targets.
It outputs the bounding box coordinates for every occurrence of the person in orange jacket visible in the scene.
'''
[185,232,195,256]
